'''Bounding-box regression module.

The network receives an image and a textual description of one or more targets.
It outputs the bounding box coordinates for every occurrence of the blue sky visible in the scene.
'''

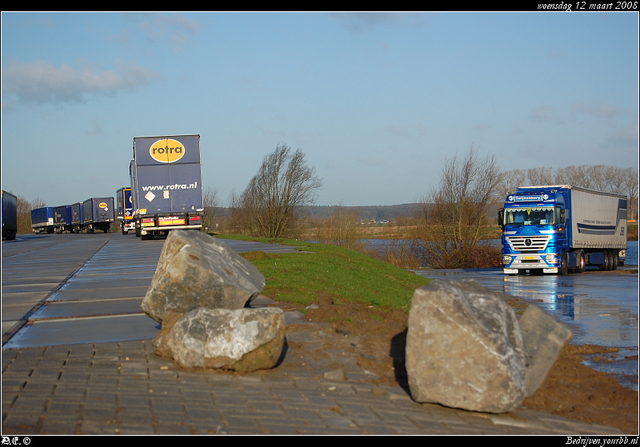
[2,11,638,208]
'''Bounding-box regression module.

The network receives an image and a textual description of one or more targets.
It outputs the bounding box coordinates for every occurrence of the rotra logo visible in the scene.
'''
[149,138,185,163]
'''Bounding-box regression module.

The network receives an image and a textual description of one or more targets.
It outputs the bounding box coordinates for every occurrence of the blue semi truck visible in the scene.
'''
[130,134,204,240]
[499,185,627,275]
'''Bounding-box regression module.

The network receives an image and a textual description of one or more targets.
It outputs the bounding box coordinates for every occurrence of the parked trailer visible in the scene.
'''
[71,202,85,233]
[116,187,135,234]
[499,185,627,275]
[31,207,55,234]
[53,205,74,233]
[2,190,18,240]
[130,134,204,240]
[83,197,115,233]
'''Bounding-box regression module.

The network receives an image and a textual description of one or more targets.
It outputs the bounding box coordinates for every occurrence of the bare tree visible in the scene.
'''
[15,196,46,234]
[237,145,322,239]
[621,167,639,221]
[317,202,363,250]
[498,168,527,198]
[526,166,556,186]
[202,187,219,232]
[415,146,502,269]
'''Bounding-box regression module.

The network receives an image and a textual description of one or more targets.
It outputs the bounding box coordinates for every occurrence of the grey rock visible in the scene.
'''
[141,230,266,323]
[406,279,526,413]
[155,306,286,372]
[519,303,572,396]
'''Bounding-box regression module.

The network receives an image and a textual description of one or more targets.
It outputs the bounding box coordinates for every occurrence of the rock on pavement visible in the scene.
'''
[153,307,286,372]
[406,279,526,413]
[141,230,266,323]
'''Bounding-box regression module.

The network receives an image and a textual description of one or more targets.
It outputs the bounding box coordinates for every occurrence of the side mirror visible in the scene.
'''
[498,209,504,229]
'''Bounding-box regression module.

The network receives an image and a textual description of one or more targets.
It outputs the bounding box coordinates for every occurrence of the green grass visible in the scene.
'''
[212,234,430,313]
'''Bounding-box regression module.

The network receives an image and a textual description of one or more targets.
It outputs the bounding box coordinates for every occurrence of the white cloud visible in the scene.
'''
[329,12,429,33]
[2,58,162,105]
[570,101,627,120]
[132,13,202,53]
[529,105,554,122]
[599,120,639,152]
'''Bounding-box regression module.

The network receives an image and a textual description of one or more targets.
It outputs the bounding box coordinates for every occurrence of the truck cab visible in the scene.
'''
[499,188,568,275]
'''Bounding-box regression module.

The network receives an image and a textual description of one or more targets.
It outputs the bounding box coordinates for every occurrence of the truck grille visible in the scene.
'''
[506,235,551,252]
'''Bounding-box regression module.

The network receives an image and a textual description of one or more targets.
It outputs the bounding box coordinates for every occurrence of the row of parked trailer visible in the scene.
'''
[3,134,204,240]
[31,196,120,234]
[2,188,134,238]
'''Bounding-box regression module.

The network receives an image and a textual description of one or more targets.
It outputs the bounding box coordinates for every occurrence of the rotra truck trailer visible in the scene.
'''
[53,205,74,233]
[83,197,115,233]
[130,135,204,239]
[2,190,18,240]
[71,202,85,233]
[31,207,55,234]
[499,185,627,275]
[116,187,135,234]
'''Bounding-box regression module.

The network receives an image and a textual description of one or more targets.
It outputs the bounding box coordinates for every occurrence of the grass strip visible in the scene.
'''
[213,234,430,313]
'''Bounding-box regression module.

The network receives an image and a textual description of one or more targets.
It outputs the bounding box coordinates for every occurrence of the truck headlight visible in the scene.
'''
[545,254,556,263]
[503,255,512,264]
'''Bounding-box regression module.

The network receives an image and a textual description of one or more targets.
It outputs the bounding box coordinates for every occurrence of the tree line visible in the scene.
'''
[205,144,636,269]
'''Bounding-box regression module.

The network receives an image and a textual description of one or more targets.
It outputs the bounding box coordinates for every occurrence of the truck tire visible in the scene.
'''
[599,251,611,271]
[559,250,568,275]
[573,250,586,274]
[610,250,618,270]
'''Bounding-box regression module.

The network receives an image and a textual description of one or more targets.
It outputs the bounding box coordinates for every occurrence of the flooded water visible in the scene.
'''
[626,240,638,266]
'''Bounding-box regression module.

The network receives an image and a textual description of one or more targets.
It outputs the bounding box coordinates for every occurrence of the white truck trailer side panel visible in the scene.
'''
[570,187,627,250]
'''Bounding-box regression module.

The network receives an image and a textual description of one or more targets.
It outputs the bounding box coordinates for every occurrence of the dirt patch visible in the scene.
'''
[283,297,639,435]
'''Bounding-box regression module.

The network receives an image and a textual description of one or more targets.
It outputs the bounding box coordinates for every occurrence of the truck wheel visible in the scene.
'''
[574,250,586,274]
[558,251,568,275]
[599,251,611,271]
[610,250,618,270]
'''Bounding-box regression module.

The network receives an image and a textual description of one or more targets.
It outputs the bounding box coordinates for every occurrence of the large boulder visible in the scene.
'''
[519,303,572,396]
[141,230,266,323]
[406,279,526,413]
[153,307,286,372]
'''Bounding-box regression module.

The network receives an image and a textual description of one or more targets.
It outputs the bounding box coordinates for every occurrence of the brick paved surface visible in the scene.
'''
[2,330,625,435]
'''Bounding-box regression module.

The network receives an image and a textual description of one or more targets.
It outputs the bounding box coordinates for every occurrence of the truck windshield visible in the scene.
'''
[504,207,555,226]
